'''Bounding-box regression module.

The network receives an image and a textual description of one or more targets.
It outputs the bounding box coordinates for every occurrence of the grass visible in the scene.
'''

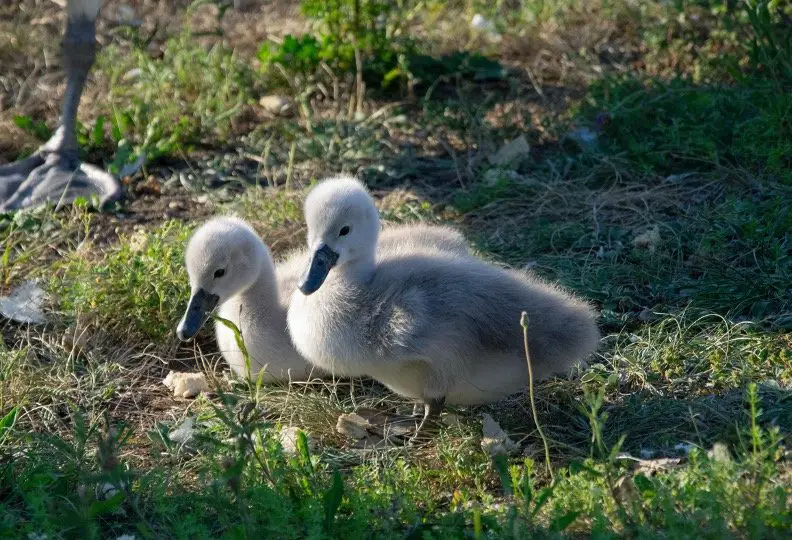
[1,0,792,537]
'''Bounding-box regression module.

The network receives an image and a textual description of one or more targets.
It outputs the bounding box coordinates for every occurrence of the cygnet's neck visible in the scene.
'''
[237,256,281,320]
[219,251,306,379]
[337,250,376,287]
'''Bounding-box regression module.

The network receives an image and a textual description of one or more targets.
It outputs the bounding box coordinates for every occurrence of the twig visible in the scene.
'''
[521,312,554,481]
[524,63,547,103]
[285,141,296,193]
[320,62,341,117]
[354,47,365,118]
[438,135,466,190]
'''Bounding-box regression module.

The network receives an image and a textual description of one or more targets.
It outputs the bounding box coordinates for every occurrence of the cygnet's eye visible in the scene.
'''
[339,226,351,237]
[214,268,226,279]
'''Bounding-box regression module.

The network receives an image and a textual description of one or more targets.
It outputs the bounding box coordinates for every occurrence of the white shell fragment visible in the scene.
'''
[480,413,519,457]
[162,371,209,398]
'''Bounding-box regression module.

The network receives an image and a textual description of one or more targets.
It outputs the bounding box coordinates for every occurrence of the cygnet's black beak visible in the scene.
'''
[298,244,339,295]
[176,288,220,341]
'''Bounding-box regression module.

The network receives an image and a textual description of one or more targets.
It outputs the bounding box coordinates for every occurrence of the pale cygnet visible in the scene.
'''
[288,176,600,430]
[177,215,472,382]
[177,216,312,382]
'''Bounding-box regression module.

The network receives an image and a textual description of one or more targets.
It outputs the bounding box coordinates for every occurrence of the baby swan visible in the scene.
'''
[288,176,600,429]
[177,216,313,382]
[177,215,471,382]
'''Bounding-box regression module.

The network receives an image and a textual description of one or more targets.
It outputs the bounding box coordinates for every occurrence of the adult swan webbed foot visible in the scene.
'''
[0,128,121,211]
[0,0,122,211]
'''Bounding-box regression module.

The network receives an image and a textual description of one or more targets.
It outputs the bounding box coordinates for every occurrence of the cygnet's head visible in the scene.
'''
[297,175,379,295]
[176,217,268,341]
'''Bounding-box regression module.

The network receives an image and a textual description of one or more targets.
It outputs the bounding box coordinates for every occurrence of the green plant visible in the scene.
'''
[258,1,413,89]
[98,28,255,167]
[580,76,792,182]
[257,0,504,95]
[744,0,792,82]
[53,220,191,341]
[12,115,51,141]
[658,1,792,83]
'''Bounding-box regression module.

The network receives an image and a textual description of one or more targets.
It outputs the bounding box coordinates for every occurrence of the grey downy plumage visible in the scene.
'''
[177,215,471,382]
[288,175,600,429]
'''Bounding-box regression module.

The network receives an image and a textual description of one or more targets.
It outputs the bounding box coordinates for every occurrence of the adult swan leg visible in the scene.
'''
[0,0,121,211]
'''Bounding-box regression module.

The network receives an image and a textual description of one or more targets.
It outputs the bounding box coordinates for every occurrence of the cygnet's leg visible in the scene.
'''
[0,0,121,211]
[407,366,449,442]
[410,396,445,442]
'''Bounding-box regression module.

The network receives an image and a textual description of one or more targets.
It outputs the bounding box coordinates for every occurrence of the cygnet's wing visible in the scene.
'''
[361,254,598,381]
[378,223,470,258]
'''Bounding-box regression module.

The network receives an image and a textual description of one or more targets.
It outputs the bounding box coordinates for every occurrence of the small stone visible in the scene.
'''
[564,127,598,152]
[760,379,780,390]
[179,172,199,192]
[122,68,142,82]
[673,443,695,456]
[471,14,496,33]
[116,5,141,26]
[163,175,180,192]
[169,417,195,444]
[96,481,119,500]
[148,42,164,60]
[483,168,522,186]
[259,95,293,116]
[162,371,209,399]
[664,172,697,184]
[336,413,370,440]
[489,135,530,167]
[708,442,732,463]
[634,457,683,476]
[128,230,149,253]
[442,413,462,428]
[167,200,184,211]
[637,308,655,322]
[134,175,161,196]
[632,226,661,253]
[0,280,47,325]
[470,14,501,40]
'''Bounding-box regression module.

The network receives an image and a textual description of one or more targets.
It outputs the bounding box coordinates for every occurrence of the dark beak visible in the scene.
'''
[176,288,220,341]
[298,244,339,295]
